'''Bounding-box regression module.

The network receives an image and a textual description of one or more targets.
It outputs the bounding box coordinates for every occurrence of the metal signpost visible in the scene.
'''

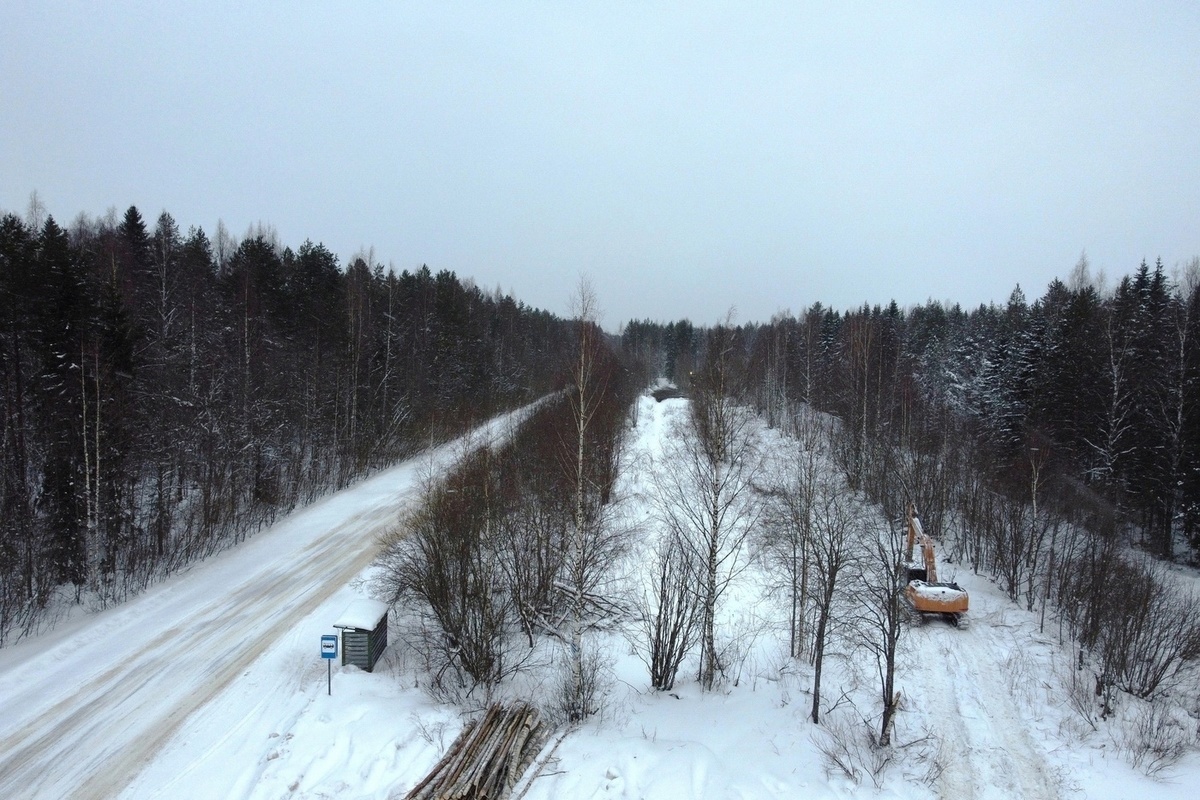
[321,634,338,695]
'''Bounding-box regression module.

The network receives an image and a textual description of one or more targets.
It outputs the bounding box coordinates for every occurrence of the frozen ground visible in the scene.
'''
[0,397,1196,799]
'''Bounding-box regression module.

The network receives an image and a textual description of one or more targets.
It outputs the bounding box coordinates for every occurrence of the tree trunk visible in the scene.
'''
[810,607,828,724]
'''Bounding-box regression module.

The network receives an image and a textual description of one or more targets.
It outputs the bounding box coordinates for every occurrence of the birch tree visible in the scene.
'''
[807,481,860,724]
[561,277,615,721]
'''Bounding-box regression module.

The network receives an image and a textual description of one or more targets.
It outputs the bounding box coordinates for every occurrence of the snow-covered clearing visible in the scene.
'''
[1,395,1196,799]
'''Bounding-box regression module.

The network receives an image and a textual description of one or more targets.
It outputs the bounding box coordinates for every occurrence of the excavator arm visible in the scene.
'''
[922,531,938,583]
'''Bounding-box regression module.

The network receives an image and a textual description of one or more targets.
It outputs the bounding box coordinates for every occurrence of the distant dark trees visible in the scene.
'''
[621,318,699,386]
[0,204,572,642]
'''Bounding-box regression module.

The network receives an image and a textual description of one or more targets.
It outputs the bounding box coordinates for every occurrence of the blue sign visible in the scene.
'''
[321,634,338,659]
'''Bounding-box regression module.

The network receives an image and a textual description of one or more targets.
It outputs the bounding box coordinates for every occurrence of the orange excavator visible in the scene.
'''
[903,503,969,627]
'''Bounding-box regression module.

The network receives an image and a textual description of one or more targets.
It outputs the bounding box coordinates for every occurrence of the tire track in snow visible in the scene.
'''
[907,624,978,800]
[909,621,1059,800]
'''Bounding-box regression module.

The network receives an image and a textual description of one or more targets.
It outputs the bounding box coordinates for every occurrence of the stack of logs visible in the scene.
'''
[404,704,544,800]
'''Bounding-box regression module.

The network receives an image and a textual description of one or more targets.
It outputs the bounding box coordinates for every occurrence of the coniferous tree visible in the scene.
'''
[32,217,89,592]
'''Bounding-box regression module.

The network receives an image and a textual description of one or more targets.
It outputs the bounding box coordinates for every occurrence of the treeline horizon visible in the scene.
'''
[0,202,580,643]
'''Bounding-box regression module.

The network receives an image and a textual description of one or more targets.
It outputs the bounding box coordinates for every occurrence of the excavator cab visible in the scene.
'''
[903,504,969,627]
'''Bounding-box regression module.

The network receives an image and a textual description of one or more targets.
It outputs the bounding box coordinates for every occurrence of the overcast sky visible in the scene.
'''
[3,2,1198,328]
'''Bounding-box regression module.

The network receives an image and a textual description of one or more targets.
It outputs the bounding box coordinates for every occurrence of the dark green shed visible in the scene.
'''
[333,598,389,673]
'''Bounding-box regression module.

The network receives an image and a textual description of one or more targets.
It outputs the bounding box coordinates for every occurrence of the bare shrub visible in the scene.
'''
[410,713,451,751]
[813,715,863,785]
[498,486,567,647]
[1063,542,1200,703]
[813,713,895,789]
[1058,648,1101,733]
[715,609,769,689]
[1001,643,1039,708]
[909,727,947,789]
[1108,579,1200,700]
[376,449,520,694]
[549,641,611,725]
[1111,700,1196,778]
[635,533,700,691]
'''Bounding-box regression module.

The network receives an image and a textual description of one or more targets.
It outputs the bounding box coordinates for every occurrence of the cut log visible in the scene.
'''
[403,703,546,800]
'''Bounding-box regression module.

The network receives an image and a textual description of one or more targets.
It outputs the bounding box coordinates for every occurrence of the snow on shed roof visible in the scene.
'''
[334,598,389,631]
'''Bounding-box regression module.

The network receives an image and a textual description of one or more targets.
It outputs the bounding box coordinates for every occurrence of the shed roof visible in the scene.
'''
[334,598,389,631]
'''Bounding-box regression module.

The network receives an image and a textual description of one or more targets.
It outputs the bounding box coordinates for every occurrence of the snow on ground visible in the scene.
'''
[2,394,1197,799]
[901,568,1199,800]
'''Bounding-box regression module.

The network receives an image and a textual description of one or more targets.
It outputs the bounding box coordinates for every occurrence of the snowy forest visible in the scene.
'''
[618,263,1200,742]
[0,205,578,642]
[3,201,1199,646]
[373,265,1200,787]
[4,200,1200,789]
[626,258,1200,565]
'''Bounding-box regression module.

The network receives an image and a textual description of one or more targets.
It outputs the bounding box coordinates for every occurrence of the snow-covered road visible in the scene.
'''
[0,415,518,800]
[0,480,410,799]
